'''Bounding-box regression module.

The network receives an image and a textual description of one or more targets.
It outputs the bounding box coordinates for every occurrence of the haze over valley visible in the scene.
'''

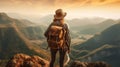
[0,0,120,67]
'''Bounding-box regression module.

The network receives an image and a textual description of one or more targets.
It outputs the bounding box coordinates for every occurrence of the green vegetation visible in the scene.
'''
[0,12,120,67]
[0,13,50,61]
[79,19,117,34]
[72,23,120,67]
[20,26,45,40]
[0,27,41,59]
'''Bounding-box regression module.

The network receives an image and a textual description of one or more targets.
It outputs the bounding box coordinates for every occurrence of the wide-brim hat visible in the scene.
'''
[54,9,67,19]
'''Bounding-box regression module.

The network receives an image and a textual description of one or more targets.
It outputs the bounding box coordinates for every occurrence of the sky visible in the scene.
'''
[0,0,120,19]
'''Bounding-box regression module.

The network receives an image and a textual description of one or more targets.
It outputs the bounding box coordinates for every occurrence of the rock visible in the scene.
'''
[70,61,110,67]
[5,53,111,67]
[6,53,49,67]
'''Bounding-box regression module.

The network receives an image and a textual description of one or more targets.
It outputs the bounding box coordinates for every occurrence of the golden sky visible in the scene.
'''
[0,0,120,19]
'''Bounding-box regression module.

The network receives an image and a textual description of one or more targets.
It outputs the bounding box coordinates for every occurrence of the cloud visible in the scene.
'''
[0,0,119,8]
[0,0,120,15]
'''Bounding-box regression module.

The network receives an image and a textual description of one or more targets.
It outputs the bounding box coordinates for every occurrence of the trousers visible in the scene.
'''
[49,48,67,67]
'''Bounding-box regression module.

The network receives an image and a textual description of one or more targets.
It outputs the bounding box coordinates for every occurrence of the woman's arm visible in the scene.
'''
[64,23,71,51]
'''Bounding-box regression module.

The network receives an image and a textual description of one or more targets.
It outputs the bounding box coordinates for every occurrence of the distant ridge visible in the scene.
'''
[73,23,120,67]
[0,13,14,24]
[0,13,49,60]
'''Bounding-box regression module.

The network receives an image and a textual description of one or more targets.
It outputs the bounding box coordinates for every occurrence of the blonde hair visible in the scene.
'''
[53,18,65,25]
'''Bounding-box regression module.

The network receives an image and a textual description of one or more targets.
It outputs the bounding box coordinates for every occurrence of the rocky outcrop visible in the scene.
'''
[70,61,110,67]
[6,53,49,67]
[5,53,111,67]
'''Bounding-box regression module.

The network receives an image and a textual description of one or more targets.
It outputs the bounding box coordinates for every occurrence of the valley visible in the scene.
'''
[0,13,120,67]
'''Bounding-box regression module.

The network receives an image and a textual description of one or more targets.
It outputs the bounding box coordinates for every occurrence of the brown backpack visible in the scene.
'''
[47,22,66,49]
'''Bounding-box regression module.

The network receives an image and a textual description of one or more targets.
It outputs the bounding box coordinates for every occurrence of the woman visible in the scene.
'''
[44,9,71,67]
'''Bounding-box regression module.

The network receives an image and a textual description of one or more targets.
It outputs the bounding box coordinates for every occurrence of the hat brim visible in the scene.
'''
[54,12,66,19]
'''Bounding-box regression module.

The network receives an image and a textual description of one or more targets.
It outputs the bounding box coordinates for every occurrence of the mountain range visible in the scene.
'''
[0,12,120,67]
[0,13,49,60]
[72,22,120,67]
[79,19,118,34]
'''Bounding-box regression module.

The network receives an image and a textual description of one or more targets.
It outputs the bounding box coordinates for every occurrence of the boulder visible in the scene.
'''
[70,61,110,67]
[6,53,49,67]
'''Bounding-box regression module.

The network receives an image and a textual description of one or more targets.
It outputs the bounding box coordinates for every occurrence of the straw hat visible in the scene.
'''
[54,9,67,19]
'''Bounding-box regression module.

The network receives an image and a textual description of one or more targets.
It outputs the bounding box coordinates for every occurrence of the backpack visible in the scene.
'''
[47,21,66,49]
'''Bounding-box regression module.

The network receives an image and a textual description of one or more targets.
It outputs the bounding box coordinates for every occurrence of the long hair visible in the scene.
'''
[53,18,64,25]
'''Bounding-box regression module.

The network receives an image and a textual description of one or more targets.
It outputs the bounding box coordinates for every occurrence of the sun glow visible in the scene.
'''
[0,0,120,19]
